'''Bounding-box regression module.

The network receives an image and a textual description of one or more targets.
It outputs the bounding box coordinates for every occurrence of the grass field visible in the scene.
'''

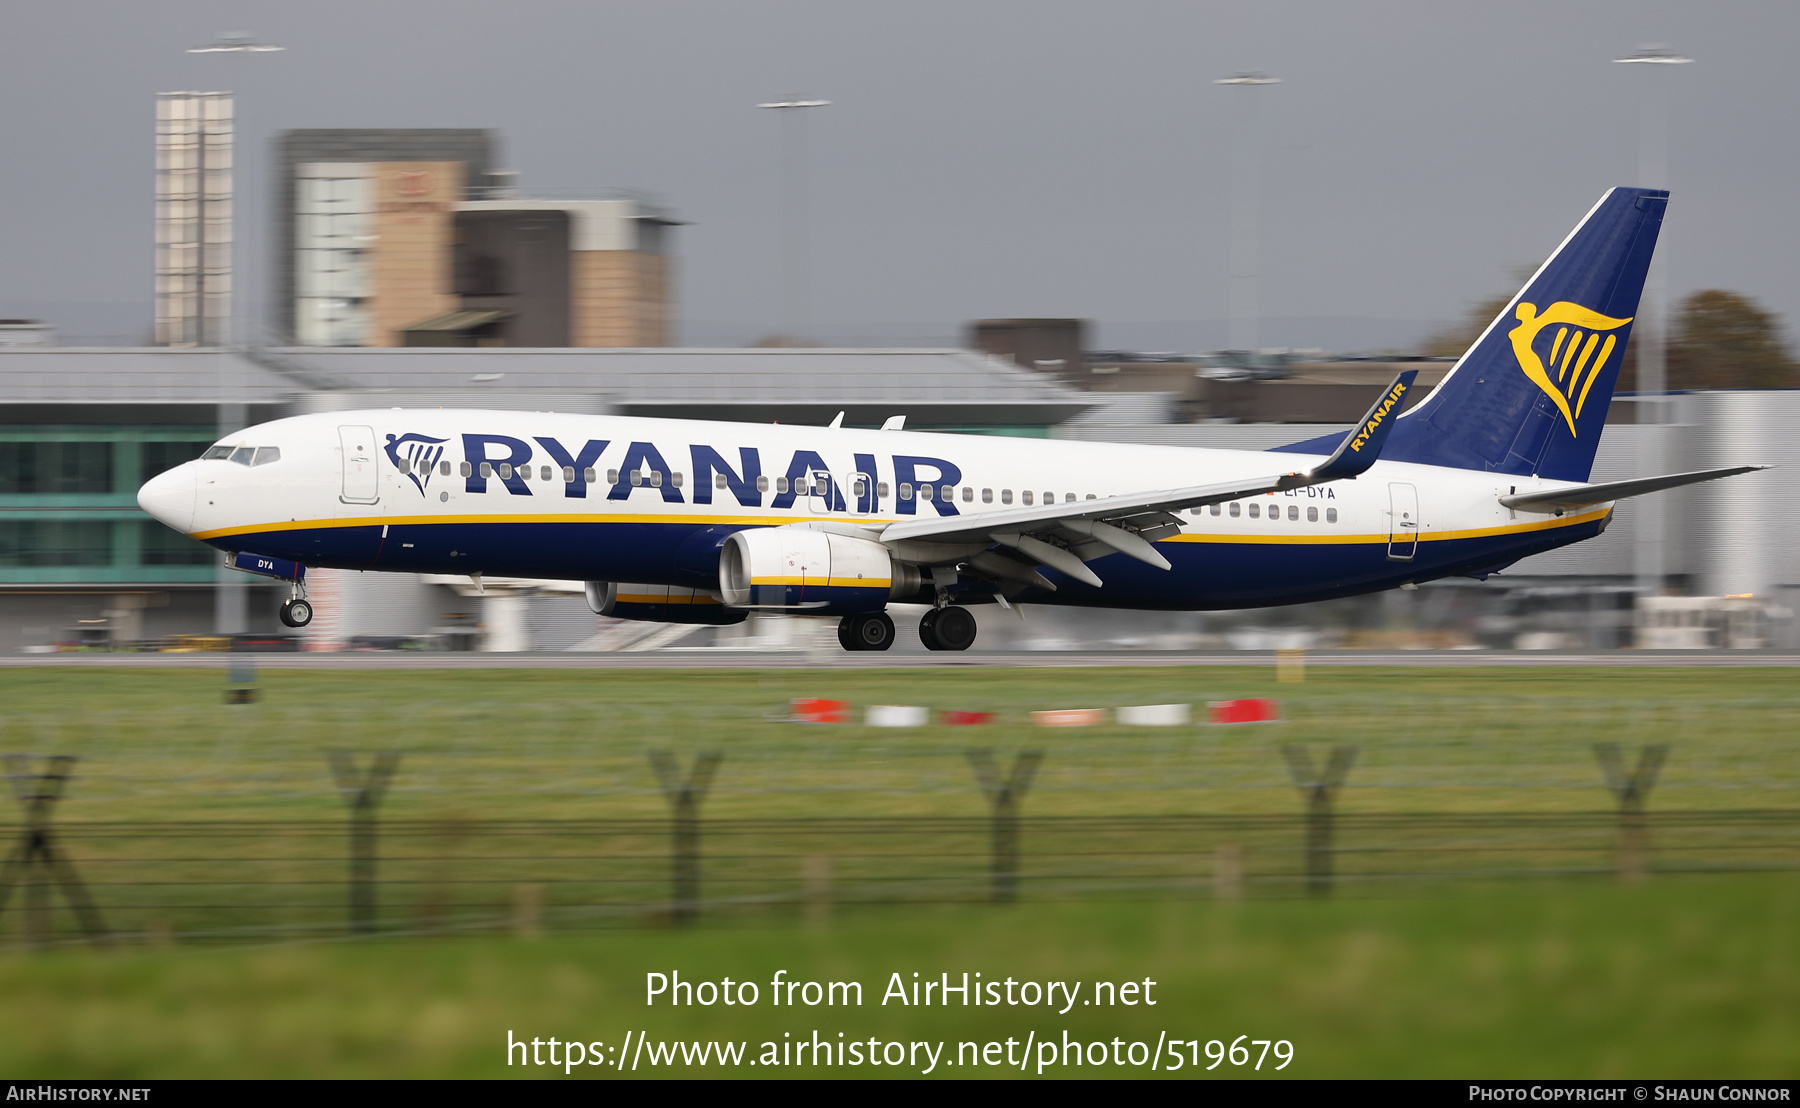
[0,665,1794,1077]
[0,873,1794,1078]
[1,666,1797,821]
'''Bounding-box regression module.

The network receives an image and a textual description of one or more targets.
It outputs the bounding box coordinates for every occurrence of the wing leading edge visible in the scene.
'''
[880,371,1418,590]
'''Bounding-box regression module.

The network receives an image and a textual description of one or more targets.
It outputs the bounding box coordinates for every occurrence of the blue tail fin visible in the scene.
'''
[1282,188,1667,482]
[1389,187,1666,480]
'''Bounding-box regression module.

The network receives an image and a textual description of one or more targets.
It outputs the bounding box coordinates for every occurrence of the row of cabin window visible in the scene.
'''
[407,460,1082,506]
[951,487,1089,506]
[1200,501,1338,523]
[389,459,1343,524]
[398,459,672,488]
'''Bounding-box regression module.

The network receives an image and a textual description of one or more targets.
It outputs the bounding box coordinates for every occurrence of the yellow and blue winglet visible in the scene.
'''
[1304,369,1417,481]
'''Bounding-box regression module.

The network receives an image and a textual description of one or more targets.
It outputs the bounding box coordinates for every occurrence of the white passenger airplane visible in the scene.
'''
[139,187,1758,651]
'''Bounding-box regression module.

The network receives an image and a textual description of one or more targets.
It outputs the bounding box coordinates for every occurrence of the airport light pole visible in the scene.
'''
[189,30,284,637]
[188,31,285,350]
[1614,44,1691,604]
[757,98,830,345]
[1215,73,1280,357]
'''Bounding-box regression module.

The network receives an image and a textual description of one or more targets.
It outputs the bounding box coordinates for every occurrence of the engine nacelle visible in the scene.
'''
[583,581,748,625]
[720,527,922,614]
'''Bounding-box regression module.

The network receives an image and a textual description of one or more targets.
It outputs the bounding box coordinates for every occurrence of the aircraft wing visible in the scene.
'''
[878,371,1417,589]
[1499,465,1768,513]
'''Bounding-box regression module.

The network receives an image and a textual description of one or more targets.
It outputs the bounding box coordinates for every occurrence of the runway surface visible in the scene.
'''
[3,650,1797,669]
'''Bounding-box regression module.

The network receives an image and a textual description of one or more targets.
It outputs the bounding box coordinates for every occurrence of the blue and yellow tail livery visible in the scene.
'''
[1285,187,1667,483]
[1390,187,1667,481]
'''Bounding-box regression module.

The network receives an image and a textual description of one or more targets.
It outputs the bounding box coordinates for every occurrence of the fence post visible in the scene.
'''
[327,751,401,936]
[1275,648,1306,684]
[1594,743,1669,882]
[0,755,109,947]
[225,656,258,705]
[1281,745,1358,897]
[967,749,1043,904]
[650,752,722,925]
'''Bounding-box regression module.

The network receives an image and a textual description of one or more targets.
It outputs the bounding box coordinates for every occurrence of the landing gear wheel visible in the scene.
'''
[280,598,313,628]
[838,612,896,651]
[851,612,895,652]
[920,606,976,651]
[918,609,941,651]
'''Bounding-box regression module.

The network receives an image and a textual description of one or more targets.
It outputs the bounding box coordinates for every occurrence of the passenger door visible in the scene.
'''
[1387,482,1418,561]
[339,425,380,505]
[806,468,846,515]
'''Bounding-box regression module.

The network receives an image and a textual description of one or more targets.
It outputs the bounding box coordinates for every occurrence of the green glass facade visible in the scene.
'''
[0,427,218,584]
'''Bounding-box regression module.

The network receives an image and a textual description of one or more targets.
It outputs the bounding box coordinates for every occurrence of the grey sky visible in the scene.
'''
[1,1,1795,351]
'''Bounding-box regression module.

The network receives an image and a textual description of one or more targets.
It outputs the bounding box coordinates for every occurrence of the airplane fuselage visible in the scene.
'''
[146,409,1608,611]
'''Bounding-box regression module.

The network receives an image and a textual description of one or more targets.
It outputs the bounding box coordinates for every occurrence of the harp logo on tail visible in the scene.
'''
[1508,301,1633,437]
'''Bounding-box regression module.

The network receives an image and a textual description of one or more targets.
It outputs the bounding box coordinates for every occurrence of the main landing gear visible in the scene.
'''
[837,611,896,651]
[919,605,977,652]
[278,583,313,628]
[836,606,978,652]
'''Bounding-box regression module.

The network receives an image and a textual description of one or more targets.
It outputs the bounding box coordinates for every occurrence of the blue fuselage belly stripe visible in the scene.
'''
[212,518,1599,610]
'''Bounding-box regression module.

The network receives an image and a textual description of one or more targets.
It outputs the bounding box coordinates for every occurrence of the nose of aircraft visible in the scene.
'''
[138,462,197,534]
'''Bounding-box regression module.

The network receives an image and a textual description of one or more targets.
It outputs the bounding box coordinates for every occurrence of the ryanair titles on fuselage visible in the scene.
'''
[386,431,968,516]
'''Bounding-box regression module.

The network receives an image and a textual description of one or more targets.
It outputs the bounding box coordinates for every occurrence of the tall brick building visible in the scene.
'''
[277,129,676,348]
[434,199,677,348]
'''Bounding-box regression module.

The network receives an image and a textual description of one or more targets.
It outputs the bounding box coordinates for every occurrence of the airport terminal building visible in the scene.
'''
[0,346,1088,650]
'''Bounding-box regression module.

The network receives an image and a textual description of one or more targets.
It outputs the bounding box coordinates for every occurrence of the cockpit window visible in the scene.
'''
[206,444,280,466]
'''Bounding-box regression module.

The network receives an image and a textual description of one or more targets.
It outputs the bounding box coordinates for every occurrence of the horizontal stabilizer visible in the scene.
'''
[1499,465,1768,513]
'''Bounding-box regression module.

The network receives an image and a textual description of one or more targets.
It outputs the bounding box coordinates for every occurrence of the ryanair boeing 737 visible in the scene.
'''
[137,187,1760,651]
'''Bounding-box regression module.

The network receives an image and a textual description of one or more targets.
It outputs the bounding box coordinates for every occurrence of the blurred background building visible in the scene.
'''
[424,197,679,348]
[279,129,493,347]
[0,345,1087,650]
[277,129,677,348]
[154,92,233,347]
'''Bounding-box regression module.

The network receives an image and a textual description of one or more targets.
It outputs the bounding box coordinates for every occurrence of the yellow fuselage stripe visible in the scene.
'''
[192,506,1608,548]
[193,511,847,540]
[1160,506,1609,545]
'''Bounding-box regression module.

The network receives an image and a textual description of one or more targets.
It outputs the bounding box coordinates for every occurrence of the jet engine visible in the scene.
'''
[719,526,922,613]
[583,581,748,625]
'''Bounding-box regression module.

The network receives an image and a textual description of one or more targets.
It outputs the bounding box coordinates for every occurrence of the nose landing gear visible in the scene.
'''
[278,582,313,628]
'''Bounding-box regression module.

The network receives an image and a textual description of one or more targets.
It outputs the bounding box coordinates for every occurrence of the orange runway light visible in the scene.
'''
[940,710,996,726]
[788,698,849,724]
[1209,698,1281,725]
